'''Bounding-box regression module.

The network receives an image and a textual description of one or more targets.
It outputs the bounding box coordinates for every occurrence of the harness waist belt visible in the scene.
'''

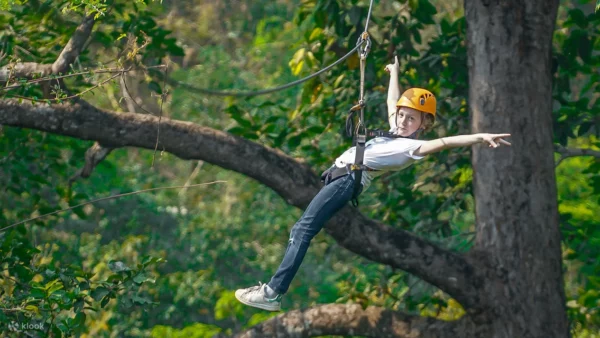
[329,164,378,182]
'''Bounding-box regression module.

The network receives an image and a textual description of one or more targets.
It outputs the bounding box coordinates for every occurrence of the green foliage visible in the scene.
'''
[558,151,600,333]
[214,291,244,321]
[0,0,21,11]
[552,2,600,333]
[151,323,222,338]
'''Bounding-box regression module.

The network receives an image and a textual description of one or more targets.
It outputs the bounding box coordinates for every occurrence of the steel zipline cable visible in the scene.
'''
[172,0,376,97]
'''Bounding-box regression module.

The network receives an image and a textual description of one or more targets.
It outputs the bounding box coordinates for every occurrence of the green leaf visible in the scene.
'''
[122,295,134,308]
[569,9,588,29]
[91,287,109,302]
[107,274,123,283]
[73,206,87,220]
[292,60,305,76]
[226,126,247,135]
[133,273,155,284]
[308,27,323,42]
[24,304,39,314]
[100,295,110,308]
[578,122,593,136]
[289,48,306,76]
[79,281,90,291]
[73,312,86,327]
[260,123,276,134]
[287,134,303,148]
[441,18,451,35]
[148,81,162,95]
[74,299,84,312]
[131,295,153,305]
[577,33,592,63]
[333,74,345,88]
[49,289,67,302]
[226,106,252,128]
[45,279,64,294]
[53,324,64,336]
[31,288,46,299]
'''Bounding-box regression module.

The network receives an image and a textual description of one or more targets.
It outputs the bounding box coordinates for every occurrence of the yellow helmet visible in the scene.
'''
[396,88,436,116]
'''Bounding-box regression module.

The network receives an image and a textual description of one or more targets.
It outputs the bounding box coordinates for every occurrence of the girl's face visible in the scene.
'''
[396,107,423,137]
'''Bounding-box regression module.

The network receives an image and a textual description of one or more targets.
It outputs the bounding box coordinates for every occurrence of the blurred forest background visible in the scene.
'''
[0,0,599,337]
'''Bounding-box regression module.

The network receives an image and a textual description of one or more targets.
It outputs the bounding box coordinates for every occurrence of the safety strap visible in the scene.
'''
[350,31,371,207]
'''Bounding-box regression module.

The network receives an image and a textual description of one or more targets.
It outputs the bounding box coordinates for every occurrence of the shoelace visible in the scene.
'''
[243,282,264,295]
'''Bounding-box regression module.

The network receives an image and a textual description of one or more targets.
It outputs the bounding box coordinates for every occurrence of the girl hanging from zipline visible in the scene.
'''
[235,58,511,311]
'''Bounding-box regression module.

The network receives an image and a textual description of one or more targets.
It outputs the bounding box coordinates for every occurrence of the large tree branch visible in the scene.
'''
[326,210,485,313]
[0,62,52,81]
[220,304,476,338]
[0,62,52,82]
[68,142,114,185]
[0,15,96,82]
[0,100,487,312]
[555,144,600,166]
[52,14,96,74]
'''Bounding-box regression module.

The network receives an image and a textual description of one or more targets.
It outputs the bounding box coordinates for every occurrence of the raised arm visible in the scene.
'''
[385,56,401,131]
[413,133,512,156]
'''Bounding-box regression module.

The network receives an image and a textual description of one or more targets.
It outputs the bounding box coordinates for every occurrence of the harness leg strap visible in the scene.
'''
[351,134,367,206]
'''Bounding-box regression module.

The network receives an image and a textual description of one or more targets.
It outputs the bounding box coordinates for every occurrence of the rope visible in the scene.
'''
[172,0,376,98]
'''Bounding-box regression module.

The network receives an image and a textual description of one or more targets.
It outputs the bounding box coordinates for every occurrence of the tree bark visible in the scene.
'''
[223,304,480,338]
[465,0,568,337]
[52,14,96,75]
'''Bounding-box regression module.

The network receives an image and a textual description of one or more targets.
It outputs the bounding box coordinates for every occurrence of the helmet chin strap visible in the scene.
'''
[407,130,420,139]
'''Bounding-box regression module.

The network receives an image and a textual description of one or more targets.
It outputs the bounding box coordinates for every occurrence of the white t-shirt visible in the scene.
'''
[334,137,426,190]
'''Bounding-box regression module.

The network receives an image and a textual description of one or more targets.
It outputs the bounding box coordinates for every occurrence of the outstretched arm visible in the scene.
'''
[385,56,400,131]
[413,133,512,156]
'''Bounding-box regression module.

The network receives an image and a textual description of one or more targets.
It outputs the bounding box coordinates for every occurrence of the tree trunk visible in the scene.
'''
[465,0,568,337]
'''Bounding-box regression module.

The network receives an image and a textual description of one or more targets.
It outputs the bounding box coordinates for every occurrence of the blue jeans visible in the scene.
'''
[267,173,361,294]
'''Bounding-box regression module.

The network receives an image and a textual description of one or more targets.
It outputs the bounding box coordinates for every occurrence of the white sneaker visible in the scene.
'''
[235,282,282,311]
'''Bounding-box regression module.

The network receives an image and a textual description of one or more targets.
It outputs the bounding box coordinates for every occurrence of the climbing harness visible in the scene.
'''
[322,26,385,206]
[319,0,391,207]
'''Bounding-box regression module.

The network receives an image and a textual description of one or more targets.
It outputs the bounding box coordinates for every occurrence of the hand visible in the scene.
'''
[480,133,512,148]
[384,55,400,73]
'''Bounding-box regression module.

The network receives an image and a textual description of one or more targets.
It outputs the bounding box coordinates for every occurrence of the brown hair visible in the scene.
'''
[421,112,435,132]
